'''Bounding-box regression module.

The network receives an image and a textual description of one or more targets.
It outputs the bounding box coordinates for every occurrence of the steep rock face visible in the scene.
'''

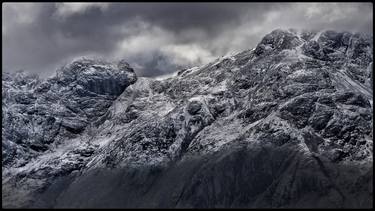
[2,29,373,208]
[2,59,137,207]
[2,59,136,165]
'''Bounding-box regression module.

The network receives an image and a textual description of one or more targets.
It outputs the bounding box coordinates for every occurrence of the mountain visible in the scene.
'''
[2,29,373,208]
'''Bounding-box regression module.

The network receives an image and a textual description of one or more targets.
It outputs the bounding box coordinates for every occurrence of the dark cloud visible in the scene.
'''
[2,3,373,77]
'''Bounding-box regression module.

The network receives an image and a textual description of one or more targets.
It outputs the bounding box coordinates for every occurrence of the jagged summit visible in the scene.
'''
[254,28,303,55]
[2,29,373,208]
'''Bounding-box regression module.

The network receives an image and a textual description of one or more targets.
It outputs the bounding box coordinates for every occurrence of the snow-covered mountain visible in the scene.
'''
[2,29,373,208]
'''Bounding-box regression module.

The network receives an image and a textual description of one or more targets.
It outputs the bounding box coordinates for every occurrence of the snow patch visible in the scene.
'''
[154,71,178,81]
[311,31,323,41]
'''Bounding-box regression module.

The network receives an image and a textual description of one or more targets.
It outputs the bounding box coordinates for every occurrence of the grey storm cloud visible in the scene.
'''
[2,2,373,77]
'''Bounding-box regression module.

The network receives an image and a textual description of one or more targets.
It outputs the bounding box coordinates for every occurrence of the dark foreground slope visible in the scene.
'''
[2,29,373,208]
[34,143,372,208]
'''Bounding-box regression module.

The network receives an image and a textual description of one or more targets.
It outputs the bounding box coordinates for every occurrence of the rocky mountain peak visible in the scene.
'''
[254,28,303,55]
[2,59,137,169]
[53,58,137,96]
[117,59,135,73]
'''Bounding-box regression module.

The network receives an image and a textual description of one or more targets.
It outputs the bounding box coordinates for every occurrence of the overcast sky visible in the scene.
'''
[2,3,373,77]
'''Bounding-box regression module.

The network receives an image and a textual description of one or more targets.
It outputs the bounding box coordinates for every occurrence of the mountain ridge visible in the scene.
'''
[2,29,373,208]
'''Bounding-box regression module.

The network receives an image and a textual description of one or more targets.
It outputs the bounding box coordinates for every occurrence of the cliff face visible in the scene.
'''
[2,29,373,208]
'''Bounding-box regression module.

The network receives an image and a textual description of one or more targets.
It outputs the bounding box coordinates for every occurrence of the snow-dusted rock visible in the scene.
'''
[2,58,136,169]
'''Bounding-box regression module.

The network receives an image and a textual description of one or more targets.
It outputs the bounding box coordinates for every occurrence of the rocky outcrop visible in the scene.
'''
[2,59,136,167]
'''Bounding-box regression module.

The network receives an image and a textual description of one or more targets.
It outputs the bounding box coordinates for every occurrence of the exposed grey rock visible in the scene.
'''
[279,93,318,128]
[308,104,334,131]
[2,58,137,168]
[187,100,202,115]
